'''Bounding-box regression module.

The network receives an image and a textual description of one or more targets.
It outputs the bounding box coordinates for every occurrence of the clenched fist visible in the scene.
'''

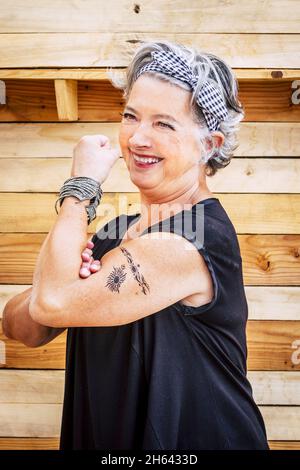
[71,135,119,184]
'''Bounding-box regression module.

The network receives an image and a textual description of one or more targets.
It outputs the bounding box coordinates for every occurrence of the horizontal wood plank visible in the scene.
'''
[0,370,64,404]
[0,1,299,34]
[0,404,62,437]
[247,372,300,405]
[1,321,300,370]
[1,285,300,321]
[1,158,300,193]
[245,286,300,320]
[0,192,137,234]
[268,441,300,450]
[1,193,300,234]
[1,233,299,285]
[246,322,300,371]
[240,235,300,286]
[0,0,299,450]
[1,370,300,405]
[0,122,299,158]
[0,33,299,68]
[0,69,300,81]
[0,321,66,369]
[0,437,299,450]
[0,402,299,439]
[260,407,300,441]
[0,437,59,450]
[1,79,299,122]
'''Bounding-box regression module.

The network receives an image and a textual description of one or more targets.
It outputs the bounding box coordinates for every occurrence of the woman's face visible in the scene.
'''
[119,74,206,198]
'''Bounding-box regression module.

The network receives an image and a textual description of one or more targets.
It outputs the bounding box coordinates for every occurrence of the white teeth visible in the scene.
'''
[132,153,160,164]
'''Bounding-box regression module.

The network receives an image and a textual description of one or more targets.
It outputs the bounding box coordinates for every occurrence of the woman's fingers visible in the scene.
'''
[82,252,91,262]
[86,240,94,249]
[79,256,101,278]
[81,247,93,262]
[80,238,100,277]
[89,259,101,272]
[79,266,91,278]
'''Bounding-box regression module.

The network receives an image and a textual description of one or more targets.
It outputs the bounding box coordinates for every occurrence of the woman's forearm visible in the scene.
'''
[30,196,90,313]
[2,287,63,348]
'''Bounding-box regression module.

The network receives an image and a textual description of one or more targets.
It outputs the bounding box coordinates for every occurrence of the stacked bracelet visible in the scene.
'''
[54,176,103,225]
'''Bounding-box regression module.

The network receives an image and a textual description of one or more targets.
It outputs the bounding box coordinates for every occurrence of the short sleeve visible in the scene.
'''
[178,245,221,316]
[140,202,224,316]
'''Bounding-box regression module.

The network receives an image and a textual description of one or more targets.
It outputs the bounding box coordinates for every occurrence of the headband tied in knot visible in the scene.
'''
[136,50,229,132]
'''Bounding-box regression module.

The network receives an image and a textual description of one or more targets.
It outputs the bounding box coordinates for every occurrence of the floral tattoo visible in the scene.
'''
[105,247,150,295]
[105,265,127,293]
[120,247,150,295]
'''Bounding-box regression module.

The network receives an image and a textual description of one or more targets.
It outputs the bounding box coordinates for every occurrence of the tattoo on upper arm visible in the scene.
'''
[105,247,150,295]
[105,265,127,293]
[120,247,150,295]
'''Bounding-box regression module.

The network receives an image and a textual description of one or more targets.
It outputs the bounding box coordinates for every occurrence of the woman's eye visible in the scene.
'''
[158,121,174,130]
[120,112,135,120]
[120,113,174,130]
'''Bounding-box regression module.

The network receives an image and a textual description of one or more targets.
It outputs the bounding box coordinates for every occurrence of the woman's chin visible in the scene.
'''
[130,174,156,187]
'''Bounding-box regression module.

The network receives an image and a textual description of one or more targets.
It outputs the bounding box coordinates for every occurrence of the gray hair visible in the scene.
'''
[107,40,245,177]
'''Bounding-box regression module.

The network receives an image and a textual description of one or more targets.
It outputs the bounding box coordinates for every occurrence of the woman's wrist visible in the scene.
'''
[62,196,90,208]
[55,176,103,225]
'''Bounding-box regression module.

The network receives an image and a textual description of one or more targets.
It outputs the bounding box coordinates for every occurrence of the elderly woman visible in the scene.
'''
[3,40,269,450]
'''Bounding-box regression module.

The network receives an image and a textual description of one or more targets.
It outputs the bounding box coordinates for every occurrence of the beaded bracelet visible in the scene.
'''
[54,176,103,225]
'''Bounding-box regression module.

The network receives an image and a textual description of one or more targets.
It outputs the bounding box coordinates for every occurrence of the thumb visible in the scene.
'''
[97,135,110,147]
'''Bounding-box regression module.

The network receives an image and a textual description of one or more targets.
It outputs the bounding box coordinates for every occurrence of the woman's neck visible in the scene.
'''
[135,186,214,232]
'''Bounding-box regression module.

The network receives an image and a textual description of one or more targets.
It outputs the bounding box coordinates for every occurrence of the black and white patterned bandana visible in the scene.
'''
[135,49,229,132]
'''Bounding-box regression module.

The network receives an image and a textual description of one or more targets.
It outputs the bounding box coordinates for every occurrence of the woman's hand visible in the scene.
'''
[79,240,101,278]
[71,134,119,184]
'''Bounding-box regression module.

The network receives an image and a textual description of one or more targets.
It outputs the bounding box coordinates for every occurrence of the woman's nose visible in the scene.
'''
[128,125,152,148]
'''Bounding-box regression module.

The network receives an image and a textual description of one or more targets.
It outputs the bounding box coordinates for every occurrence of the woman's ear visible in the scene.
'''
[197,131,225,164]
[211,131,225,148]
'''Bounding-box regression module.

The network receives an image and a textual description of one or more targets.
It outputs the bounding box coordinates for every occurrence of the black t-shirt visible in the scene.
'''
[59,197,269,450]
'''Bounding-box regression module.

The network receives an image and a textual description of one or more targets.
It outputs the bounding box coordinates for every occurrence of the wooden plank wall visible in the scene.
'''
[0,0,300,450]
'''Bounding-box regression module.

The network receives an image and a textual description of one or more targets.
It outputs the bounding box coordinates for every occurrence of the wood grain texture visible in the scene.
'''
[1,370,300,405]
[0,437,60,449]
[260,407,300,441]
[268,441,300,450]
[0,321,66,369]
[0,0,299,448]
[1,158,300,193]
[0,68,300,80]
[247,372,300,405]
[0,402,299,439]
[0,438,299,450]
[1,285,300,321]
[54,79,78,121]
[0,192,138,234]
[0,370,64,403]
[1,79,299,122]
[1,193,300,234]
[0,404,62,437]
[0,33,299,68]
[245,286,300,320]
[246,322,300,371]
[0,1,299,34]
[0,122,299,157]
[1,320,300,370]
[1,233,299,285]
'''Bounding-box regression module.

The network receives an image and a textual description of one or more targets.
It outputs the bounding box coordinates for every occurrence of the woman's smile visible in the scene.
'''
[130,152,164,169]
